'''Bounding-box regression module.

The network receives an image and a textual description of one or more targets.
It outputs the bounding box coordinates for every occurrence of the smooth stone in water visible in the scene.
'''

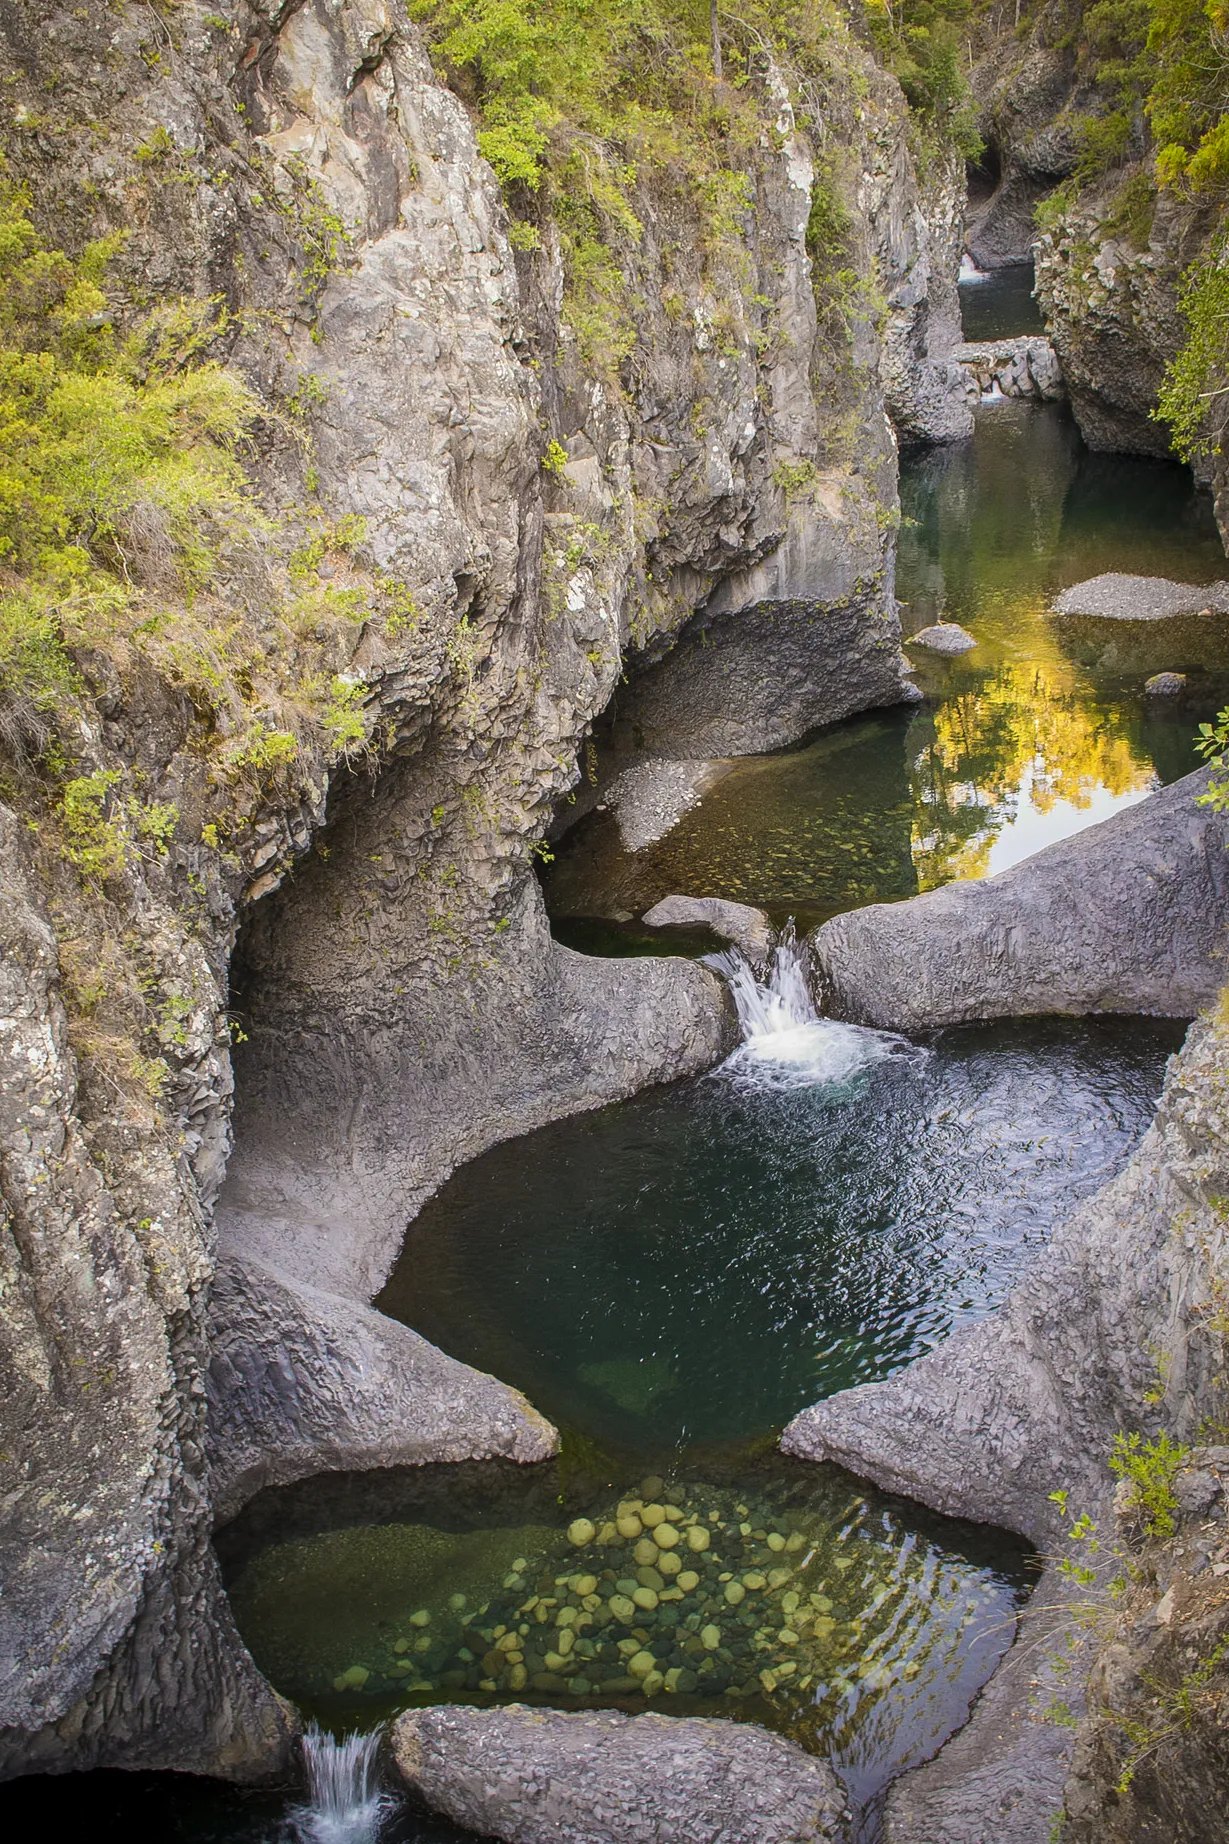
[655,1524,680,1550]
[632,1587,659,1612]
[686,1526,711,1553]
[678,1570,700,1592]
[701,1624,721,1650]
[725,1581,746,1606]
[634,1538,660,1567]
[568,1519,597,1548]
[907,622,977,654]
[1145,671,1188,695]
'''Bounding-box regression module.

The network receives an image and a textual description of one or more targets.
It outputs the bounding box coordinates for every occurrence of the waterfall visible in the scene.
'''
[959,252,989,283]
[290,1724,392,1844]
[710,923,918,1091]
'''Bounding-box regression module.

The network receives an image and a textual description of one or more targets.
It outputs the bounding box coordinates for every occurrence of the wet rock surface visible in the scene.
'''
[389,1703,848,1844]
[1054,574,1229,621]
[207,1255,557,1526]
[812,768,1229,1030]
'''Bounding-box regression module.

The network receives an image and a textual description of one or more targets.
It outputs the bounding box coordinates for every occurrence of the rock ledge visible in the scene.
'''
[389,1704,847,1844]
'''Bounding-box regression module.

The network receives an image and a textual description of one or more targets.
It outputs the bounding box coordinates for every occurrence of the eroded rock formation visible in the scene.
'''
[811,768,1229,1031]
[390,1704,849,1844]
[0,0,967,1784]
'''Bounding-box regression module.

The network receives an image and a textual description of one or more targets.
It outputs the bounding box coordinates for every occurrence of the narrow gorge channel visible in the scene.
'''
[3,3,1229,1842]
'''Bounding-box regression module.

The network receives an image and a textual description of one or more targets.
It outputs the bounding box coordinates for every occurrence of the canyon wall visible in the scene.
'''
[0,0,964,1783]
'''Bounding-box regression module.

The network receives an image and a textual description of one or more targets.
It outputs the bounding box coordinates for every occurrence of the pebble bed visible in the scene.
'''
[316,1475,1014,1727]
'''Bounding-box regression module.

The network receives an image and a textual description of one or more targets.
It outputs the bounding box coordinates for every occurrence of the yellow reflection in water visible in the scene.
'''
[908,651,1156,891]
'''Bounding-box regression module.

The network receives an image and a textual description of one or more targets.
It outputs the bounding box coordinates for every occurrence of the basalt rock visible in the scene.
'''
[642,895,775,963]
[953,336,1065,403]
[905,622,977,655]
[785,1012,1229,1843]
[0,0,982,1787]
[389,1704,848,1844]
[811,768,1229,1030]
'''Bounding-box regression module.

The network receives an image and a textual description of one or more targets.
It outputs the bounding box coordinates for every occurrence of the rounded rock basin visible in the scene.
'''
[219,1452,1036,1821]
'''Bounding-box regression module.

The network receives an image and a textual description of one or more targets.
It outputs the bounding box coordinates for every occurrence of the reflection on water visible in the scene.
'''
[220,1456,1036,1823]
[377,1016,1178,1455]
[545,402,1228,931]
[958,262,1044,340]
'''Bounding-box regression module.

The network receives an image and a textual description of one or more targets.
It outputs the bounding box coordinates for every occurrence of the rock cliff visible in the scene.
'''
[0,0,965,1785]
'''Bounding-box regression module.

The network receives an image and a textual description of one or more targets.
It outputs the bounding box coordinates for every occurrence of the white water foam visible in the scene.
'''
[710,923,918,1091]
[959,252,989,283]
[290,1725,392,1844]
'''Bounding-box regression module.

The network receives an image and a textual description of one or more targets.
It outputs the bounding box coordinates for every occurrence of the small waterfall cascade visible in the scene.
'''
[711,922,917,1090]
[959,252,989,283]
[290,1724,392,1844]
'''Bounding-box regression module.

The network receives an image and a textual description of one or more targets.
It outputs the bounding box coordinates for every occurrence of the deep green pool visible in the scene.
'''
[377,1016,1181,1459]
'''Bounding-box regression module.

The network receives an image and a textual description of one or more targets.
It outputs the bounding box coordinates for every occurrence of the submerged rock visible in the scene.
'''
[811,766,1229,1030]
[642,895,775,963]
[390,1704,847,1844]
[1054,573,1229,621]
[906,622,977,654]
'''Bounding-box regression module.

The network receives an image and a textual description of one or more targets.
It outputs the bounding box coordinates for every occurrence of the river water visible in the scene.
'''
[6,272,1224,1842]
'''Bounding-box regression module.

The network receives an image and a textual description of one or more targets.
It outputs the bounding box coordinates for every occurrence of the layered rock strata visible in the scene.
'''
[811,768,1229,1030]
[390,1704,848,1844]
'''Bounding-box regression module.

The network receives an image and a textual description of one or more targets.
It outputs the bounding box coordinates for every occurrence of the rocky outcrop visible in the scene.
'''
[1034,204,1190,460]
[1055,573,1229,621]
[965,30,1091,268]
[389,1704,848,1844]
[953,335,1065,402]
[0,0,968,1784]
[1061,1447,1229,1842]
[783,1012,1229,1541]
[206,1253,557,1526]
[786,1008,1229,1841]
[0,811,295,1782]
[812,768,1229,1030]
[642,895,775,962]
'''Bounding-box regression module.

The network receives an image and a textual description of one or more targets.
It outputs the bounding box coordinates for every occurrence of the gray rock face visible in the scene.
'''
[207,1253,557,1526]
[0,0,980,1789]
[953,336,1065,402]
[618,590,915,760]
[1054,574,1229,621]
[0,811,295,1782]
[878,143,974,445]
[905,622,977,654]
[389,1705,848,1844]
[1144,671,1188,696]
[219,880,732,1312]
[785,1015,1229,1841]
[813,768,1229,1030]
[642,895,775,962]
[966,39,1091,268]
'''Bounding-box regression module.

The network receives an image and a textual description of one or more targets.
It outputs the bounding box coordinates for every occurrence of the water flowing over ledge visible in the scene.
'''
[291,1725,391,1844]
[708,925,919,1091]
